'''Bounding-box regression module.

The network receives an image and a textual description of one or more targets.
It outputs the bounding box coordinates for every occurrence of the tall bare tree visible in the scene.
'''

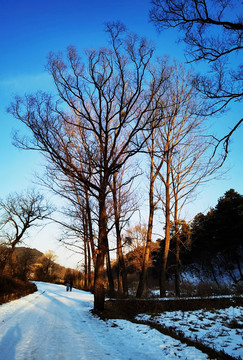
[136,114,166,298]
[39,143,97,286]
[153,63,220,296]
[9,23,169,310]
[109,161,139,297]
[169,129,220,295]
[57,183,95,290]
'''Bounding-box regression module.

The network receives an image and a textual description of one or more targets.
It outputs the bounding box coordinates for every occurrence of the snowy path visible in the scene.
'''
[0,282,209,360]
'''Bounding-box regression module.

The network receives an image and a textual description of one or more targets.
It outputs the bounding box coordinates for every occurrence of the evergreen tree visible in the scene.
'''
[188,189,243,284]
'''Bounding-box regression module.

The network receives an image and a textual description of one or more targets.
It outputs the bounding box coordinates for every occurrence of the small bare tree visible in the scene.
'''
[34,250,58,282]
[0,190,51,275]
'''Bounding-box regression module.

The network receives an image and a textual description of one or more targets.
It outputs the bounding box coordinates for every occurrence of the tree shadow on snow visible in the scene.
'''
[0,324,22,360]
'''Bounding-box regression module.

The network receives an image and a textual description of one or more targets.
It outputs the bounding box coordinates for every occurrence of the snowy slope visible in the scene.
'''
[137,307,243,359]
[0,282,209,360]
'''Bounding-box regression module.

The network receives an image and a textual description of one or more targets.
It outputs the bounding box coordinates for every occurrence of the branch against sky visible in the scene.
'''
[150,0,243,153]
[150,0,242,63]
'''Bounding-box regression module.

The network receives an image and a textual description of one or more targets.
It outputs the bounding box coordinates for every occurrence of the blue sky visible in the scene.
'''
[0,0,242,267]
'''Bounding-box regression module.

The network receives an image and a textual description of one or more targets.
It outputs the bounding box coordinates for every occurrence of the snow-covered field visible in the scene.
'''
[0,282,211,360]
[136,307,243,359]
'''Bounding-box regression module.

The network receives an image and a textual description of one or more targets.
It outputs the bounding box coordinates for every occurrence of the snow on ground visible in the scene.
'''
[136,307,243,359]
[0,282,210,360]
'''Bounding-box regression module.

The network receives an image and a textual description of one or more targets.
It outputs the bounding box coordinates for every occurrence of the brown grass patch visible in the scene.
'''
[103,296,243,318]
[0,276,37,304]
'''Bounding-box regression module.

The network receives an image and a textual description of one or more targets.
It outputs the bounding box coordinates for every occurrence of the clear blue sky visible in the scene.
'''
[0,0,242,267]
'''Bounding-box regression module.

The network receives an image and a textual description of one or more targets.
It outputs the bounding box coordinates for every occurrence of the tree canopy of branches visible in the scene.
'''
[0,190,51,275]
[150,0,243,153]
[8,23,170,310]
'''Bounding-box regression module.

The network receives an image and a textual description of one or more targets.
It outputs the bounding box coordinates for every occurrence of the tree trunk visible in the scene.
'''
[112,172,128,297]
[84,236,88,289]
[106,245,115,297]
[85,187,96,269]
[160,156,170,297]
[93,188,107,311]
[87,237,92,290]
[118,251,128,297]
[82,207,88,290]
[94,251,105,311]
[116,226,128,297]
[136,130,155,298]
[173,196,181,297]
[117,252,123,296]
[174,223,181,297]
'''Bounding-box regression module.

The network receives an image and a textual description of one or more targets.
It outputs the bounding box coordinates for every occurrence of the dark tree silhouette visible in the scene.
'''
[188,189,243,284]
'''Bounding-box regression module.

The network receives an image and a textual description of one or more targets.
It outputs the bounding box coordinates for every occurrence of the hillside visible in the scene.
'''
[10,246,67,281]
[13,246,43,263]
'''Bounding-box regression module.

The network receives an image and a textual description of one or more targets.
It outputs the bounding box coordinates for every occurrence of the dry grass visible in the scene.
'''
[103,296,243,318]
[0,276,37,304]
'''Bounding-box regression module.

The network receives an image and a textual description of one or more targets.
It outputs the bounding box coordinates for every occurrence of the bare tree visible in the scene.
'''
[48,173,96,290]
[123,223,149,282]
[169,132,219,295]
[39,146,97,288]
[34,250,58,282]
[109,161,139,297]
[9,23,169,310]
[136,115,165,298]
[152,63,221,296]
[125,223,148,250]
[150,0,243,153]
[0,190,51,274]
[58,190,95,290]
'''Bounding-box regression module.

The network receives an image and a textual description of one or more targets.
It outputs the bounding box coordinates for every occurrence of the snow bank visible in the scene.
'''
[136,306,243,359]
